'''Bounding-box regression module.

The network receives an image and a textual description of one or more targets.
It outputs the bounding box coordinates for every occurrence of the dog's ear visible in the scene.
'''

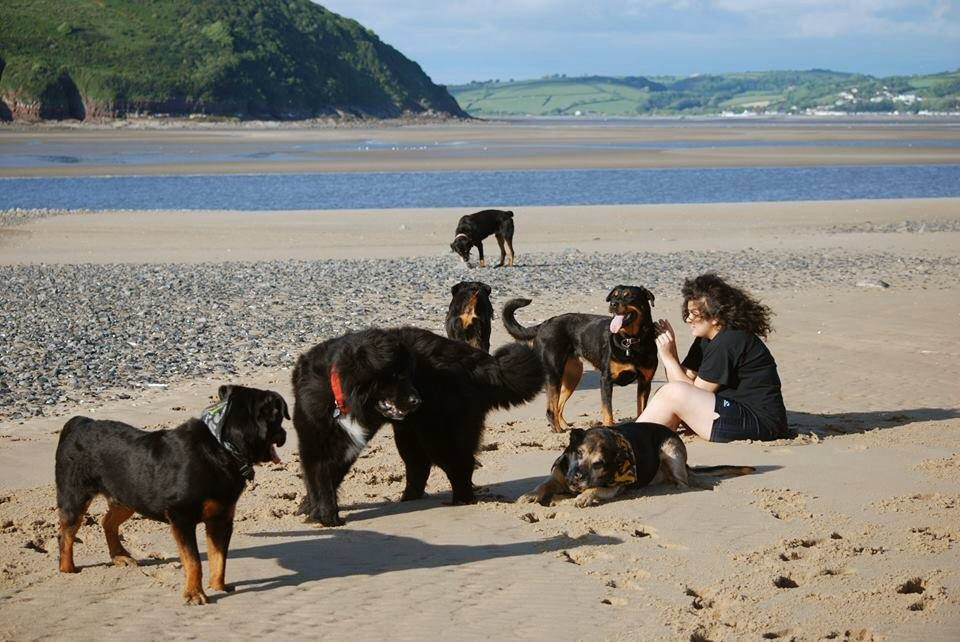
[273,391,291,420]
[567,428,586,448]
[451,281,466,296]
[480,282,491,297]
[639,287,655,307]
[218,385,234,401]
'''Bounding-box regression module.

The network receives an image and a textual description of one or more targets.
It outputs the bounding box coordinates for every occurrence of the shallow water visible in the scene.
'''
[0,164,958,210]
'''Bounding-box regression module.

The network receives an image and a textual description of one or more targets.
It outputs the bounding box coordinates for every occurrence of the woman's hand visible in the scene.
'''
[654,319,679,362]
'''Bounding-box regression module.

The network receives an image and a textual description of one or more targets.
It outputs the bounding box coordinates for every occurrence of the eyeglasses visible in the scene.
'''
[683,308,705,323]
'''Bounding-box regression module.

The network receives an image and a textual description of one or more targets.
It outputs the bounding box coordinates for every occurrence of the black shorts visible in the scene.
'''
[709,397,774,443]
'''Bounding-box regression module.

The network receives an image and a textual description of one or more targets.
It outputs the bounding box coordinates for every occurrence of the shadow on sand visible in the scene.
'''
[788,407,960,437]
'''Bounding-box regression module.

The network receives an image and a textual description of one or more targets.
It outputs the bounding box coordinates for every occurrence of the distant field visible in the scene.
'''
[449,70,960,117]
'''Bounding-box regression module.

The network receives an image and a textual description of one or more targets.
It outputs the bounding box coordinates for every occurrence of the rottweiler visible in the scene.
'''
[445,281,494,352]
[55,385,288,605]
[523,422,755,507]
[450,209,516,267]
[503,285,658,432]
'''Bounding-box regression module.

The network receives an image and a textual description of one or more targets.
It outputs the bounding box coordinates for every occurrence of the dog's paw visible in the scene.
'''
[517,491,539,504]
[574,490,600,508]
[208,581,235,593]
[183,589,209,605]
[111,554,139,567]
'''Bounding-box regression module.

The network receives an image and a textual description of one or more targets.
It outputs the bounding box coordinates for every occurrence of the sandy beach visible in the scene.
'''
[0,122,959,640]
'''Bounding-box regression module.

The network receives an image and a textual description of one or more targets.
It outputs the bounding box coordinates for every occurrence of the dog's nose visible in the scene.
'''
[407,394,421,410]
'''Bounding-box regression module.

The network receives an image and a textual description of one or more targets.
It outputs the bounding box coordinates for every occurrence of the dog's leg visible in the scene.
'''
[636,373,653,417]
[394,427,431,501]
[522,467,568,506]
[505,235,515,267]
[658,436,694,488]
[545,382,567,432]
[600,372,616,426]
[574,486,623,508]
[169,517,207,605]
[557,358,583,429]
[476,241,485,268]
[495,234,507,267]
[102,503,137,567]
[444,456,477,505]
[204,504,236,593]
[57,499,92,574]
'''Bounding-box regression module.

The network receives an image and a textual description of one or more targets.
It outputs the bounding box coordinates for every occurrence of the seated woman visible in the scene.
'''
[637,273,789,442]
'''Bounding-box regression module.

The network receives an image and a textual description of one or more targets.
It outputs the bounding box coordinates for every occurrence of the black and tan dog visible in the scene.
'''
[450,209,516,267]
[445,281,494,352]
[503,285,658,432]
[55,385,288,605]
[524,422,755,507]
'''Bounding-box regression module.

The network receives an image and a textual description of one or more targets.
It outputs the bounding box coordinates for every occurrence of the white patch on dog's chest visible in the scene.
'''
[334,408,368,462]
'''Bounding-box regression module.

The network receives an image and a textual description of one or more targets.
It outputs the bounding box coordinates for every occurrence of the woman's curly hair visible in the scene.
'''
[681,273,774,338]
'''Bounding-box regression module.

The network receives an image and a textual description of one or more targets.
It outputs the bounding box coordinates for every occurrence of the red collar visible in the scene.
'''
[330,367,350,414]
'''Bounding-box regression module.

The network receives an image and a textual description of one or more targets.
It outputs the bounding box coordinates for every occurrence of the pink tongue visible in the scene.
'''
[609,314,625,333]
[270,444,282,464]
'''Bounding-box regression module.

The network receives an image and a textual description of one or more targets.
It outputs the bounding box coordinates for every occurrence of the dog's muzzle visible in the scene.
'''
[376,395,421,420]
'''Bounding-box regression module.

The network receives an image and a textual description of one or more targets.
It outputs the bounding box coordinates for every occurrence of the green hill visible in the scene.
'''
[0,0,466,121]
[450,70,960,117]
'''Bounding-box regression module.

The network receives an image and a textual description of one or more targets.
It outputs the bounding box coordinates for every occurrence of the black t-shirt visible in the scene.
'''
[681,329,788,437]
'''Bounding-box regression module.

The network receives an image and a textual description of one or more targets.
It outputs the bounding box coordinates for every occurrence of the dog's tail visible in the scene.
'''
[481,342,545,408]
[502,298,540,341]
[689,465,755,477]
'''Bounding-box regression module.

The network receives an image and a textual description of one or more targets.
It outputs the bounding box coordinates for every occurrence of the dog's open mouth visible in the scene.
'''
[376,400,414,421]
[609,310,635,333]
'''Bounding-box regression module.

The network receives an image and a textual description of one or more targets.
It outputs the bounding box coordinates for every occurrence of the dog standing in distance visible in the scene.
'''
[503,285,658,432]
[55,385,288,605]
[445,281,493,352]
[524,422,755,507]
[450,209,516,267]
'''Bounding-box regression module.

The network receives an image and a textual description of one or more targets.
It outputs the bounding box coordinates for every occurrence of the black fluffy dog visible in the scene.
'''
[292,326,544,526]
[445,281,494,352]
[450,209,516,267]
[503,285,658,432]
[55,385,288,605]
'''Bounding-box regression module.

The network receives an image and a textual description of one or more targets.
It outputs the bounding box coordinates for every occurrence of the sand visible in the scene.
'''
[1,128,959,639]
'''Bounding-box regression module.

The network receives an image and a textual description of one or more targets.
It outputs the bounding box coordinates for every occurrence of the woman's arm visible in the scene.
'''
[655,320,696,384]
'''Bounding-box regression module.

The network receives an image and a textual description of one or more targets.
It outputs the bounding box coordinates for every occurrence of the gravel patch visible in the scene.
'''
[825,219,960,234]
[0,208,92,227]
[1,249,957,421]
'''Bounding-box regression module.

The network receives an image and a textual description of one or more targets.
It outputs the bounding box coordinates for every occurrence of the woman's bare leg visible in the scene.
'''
[636,382,718,440]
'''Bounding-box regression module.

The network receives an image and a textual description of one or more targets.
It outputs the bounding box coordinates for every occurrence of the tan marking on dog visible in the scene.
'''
[102,504,137,565]
[600,406,615,426]
[202,499,225,521]
[610,432,638,486]
[205,503,235,592]
[170,522,206,605]
[57,499,92,574]
[557,358,583,424]
[458,291,480,330]
[609,360,637,380]
[658,437,691,487]
[619,304,644,335]
[575,486,623,507]
[546,384,568,432]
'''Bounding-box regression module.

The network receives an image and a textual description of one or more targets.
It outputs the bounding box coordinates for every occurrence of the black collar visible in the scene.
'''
[200,400,255,481]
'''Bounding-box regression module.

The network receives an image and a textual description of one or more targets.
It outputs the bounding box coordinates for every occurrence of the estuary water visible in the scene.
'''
[0,164,958,211]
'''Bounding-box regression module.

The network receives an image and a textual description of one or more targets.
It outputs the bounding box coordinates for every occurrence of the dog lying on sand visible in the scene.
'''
[523,422,755,507]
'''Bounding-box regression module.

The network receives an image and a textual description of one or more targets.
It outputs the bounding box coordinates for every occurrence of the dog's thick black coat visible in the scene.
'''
[450,209,516,267]
[292,326,544,526]
[445,281,494,352]
[528,422,755,507]
[502,285,658,432]
[55,385,288,605]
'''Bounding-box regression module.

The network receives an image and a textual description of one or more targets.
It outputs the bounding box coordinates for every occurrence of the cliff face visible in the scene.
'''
[0,0,466,121]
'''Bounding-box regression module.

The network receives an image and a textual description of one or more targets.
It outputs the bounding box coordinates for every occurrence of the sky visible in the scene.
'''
[316,0,959,85]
